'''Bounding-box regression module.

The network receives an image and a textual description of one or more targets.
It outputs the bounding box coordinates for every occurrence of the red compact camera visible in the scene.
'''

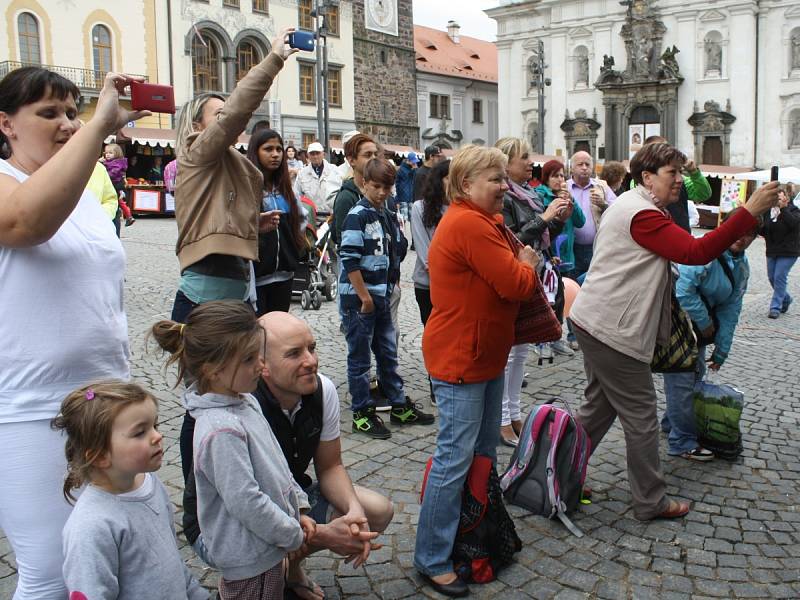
[130,81,176,114]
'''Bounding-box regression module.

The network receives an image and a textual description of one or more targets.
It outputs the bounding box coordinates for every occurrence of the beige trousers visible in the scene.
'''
[573,326,670,520]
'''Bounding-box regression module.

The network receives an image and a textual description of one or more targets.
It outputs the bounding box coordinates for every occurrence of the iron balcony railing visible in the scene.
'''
[0,61,148,93]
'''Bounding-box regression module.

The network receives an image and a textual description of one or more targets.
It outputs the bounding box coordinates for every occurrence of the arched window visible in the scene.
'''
[92,24,112,73]
[18,12,41,64]
[192,32,221,92]
[574,46,589,88]
[236,40,260,82]
[704,31,723,76]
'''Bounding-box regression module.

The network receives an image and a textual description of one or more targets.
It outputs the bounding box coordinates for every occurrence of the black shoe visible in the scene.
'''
[352,408,391,439]
[420,573,468,597]
[781,297,792,313]
[390,398,435,426]
[370,380,391,411]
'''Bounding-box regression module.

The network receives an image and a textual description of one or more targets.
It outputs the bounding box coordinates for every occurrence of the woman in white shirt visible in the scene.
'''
[0,66,148,599]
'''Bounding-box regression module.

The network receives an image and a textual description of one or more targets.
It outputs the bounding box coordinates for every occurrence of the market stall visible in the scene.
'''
[108,127,250,215]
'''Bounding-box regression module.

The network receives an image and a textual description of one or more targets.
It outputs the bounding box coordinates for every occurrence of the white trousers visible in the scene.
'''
[0,419,73,600]
[501,343,529,426]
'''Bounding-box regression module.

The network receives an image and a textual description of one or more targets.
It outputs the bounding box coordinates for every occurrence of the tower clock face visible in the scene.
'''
[366,0,398,36]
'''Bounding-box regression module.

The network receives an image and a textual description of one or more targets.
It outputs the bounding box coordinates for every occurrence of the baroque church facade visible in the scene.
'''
[487,0,800,168]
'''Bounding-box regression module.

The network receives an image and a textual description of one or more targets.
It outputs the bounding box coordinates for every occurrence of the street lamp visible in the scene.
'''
[528,39,551,155]
[312,0,339,154]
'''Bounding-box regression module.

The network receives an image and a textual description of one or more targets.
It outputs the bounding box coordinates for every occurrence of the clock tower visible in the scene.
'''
[352,0,419,147]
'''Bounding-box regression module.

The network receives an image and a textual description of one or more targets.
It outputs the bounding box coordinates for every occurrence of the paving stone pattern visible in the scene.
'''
[1,218,799,599]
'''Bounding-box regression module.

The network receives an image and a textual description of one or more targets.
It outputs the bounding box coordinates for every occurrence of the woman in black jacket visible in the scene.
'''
[762,185,800,319]
[495,137,570,446]
[246,128,307,315]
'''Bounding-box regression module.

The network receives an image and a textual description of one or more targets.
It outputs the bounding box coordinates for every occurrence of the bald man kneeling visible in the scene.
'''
[256,312,394,599]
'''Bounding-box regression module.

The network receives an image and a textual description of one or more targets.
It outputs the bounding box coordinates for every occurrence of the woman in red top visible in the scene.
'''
[414,145,538,597]
[569,143,778,521]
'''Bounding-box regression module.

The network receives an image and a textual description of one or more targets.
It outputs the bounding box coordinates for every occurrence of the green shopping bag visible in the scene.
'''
[692,378,744,460]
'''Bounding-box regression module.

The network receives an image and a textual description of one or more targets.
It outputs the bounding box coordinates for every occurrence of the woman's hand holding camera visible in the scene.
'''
[518,245,539,270]
[272,27,300,61]
[745,181,780,217]
[93,73,151,136]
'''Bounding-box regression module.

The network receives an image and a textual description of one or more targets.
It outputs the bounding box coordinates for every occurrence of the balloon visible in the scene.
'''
[563,277,580,318]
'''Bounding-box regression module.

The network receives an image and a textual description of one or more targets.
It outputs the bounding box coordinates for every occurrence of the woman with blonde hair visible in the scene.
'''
[171,27,298,324]
[414,145,539,597]
[495,137,571,447]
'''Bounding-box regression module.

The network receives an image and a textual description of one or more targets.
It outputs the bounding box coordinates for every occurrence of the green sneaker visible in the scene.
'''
[352,408,391,439]
[390,398,435,426]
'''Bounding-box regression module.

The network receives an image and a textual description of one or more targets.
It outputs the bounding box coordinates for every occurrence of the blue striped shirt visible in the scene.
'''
[339,198,402,309]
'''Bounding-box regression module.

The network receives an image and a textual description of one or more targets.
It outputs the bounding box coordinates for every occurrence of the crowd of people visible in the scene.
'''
[0,24,792,600]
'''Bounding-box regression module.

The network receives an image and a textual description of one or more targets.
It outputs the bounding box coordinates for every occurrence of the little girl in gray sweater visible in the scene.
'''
[54,381,207,600]
[151,301,316,599]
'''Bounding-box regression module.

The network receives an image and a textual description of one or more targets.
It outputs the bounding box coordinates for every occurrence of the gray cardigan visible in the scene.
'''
[62,474,207,600]
[410,199,445,289]
[187,387,309,581]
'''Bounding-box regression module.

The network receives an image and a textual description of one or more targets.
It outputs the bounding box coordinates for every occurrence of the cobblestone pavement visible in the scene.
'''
[1,217,799,599]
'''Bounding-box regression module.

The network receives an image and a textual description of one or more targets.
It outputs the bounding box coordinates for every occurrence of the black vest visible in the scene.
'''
[181,379,324,545]
[666,185,691,233]
[254,377,324,489]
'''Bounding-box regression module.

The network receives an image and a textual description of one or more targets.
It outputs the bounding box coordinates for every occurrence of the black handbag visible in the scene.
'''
[651,289,698,373]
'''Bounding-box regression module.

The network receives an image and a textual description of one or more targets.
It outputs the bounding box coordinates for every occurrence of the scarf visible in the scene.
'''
[506,179,550,248]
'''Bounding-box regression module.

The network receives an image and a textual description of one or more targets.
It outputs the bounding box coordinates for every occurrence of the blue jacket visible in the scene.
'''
[676,250,749,365]
[536,184,586,269]
[395,162,415,206]
[339,198,407,309]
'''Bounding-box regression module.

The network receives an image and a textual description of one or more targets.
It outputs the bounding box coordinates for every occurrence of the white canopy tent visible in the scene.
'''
[734,167,800,184]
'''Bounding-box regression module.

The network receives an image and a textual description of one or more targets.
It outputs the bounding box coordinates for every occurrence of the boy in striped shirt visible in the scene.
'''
[339,158,434,439]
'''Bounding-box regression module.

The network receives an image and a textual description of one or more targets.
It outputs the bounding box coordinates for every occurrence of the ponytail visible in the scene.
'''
[149,301,261,393]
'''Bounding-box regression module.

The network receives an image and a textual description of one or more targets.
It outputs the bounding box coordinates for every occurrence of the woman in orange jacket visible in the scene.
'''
[414,145,539,597]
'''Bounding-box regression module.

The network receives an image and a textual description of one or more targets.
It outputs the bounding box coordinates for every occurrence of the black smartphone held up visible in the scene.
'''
[770,166,780,182]
[288,31,315,52]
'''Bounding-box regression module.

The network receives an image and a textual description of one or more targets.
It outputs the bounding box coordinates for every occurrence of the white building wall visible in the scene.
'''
[488,0,800,168]
[417,72,498,149]
[164,0,355,140]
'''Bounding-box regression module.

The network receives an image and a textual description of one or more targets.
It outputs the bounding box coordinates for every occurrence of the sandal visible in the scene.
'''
[655,499,690,519]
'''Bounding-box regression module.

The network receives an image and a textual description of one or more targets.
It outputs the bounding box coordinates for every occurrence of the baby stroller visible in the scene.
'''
[292,208,338,311]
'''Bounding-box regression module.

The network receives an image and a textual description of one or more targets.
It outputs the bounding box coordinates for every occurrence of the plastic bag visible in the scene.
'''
[692,378,744,460]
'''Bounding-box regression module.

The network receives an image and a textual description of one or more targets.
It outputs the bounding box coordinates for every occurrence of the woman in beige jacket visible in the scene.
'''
[569,143,778,521]
[171,28,298,324]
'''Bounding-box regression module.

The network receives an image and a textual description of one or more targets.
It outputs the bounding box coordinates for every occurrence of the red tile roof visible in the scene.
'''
[413,25,497,83]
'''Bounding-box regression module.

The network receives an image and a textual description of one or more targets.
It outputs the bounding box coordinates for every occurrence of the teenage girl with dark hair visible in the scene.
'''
[410,159,450,406]
[246,127,307,315]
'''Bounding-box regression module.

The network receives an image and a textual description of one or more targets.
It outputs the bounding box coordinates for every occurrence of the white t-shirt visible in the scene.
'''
[0,159,130,423]
[281,374,340,442]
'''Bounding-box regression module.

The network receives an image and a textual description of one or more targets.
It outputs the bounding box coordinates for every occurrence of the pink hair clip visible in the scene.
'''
[85,389,95,401]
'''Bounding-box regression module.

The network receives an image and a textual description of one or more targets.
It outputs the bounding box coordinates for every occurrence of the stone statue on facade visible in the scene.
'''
[632,24,653,76]
[792,31,800,71]
[577,54,589,86]
[791,117,800,149]
[596,54,623,85]
[658,45,681,80]
[705,38,722,73]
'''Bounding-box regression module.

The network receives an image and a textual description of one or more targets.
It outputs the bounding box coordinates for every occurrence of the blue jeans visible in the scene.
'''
[342,296,404,412]
[414,375,503,576]
[766,256,797,312]
[661,347,706,455]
